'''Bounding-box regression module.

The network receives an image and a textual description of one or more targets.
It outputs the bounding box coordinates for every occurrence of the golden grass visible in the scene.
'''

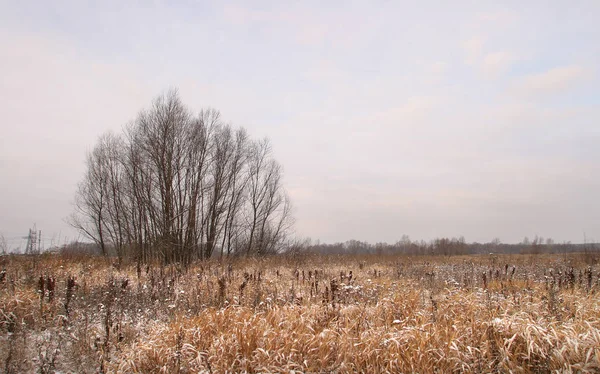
[1,253,599,373]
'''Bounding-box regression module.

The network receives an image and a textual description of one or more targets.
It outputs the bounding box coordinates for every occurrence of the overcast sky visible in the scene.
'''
[1,1,599,249]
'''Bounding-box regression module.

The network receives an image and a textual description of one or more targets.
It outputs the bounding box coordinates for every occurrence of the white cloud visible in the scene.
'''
[481,51,516,77]
[1,1,599,245]
[295,24,328,47]
[0,29,151,242]
[476,10,519,25]
[221,5,288,26]
[463,36,485,66]
[462,36,518,78]
[511,65,593,97]
[429,62,448,75]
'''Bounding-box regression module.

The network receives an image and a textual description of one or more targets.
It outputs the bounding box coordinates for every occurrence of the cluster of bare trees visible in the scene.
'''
[71,91,292,265]
[304,236,595,256]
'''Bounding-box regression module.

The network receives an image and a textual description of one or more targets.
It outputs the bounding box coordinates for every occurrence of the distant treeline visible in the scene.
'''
[28,236,599,259]
[298,236,600,256]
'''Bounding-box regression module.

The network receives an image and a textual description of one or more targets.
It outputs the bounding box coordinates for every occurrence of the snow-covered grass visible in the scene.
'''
[1,253,599,373]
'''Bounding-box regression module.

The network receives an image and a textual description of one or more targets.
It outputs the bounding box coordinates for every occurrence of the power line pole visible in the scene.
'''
[25,224,39,254]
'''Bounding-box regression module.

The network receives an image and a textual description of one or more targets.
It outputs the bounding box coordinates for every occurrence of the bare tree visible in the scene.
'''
[219,128,250,257]
[70,137,110,256]
[244,139,290,255]
[71,90,293,264]
[0,233,7,255]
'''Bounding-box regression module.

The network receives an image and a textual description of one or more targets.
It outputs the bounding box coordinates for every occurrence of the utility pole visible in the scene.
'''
[25,224,39,254]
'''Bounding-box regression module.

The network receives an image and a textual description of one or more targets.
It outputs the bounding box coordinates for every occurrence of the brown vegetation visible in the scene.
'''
[1,252,599,373]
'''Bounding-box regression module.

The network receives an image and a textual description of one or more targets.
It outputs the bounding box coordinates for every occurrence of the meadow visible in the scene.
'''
[1,252,599,373]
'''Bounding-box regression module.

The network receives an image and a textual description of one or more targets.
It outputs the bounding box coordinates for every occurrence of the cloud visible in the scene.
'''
[0,28,151,242]
[476,10,519,25]
[1,1,599,245]
[462,35,518,78]
[295,24,328,46]
[511,65,593,97]
[463,36,485,66]
[369,96,438,126]
[429,62,448,75]
[481,51,516,77]
[221,4,291,26]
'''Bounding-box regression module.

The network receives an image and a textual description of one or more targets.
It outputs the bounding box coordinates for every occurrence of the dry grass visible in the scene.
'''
[1,253,599,373]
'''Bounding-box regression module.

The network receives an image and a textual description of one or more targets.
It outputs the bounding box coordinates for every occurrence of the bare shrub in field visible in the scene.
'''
[0,252,599,373]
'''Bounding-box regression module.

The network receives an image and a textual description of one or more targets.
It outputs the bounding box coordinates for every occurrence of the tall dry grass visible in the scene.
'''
[0,253,599,373]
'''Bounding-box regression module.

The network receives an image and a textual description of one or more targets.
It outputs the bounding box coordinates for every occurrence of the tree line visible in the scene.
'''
[299,236,598,256]
[70,91,293,265]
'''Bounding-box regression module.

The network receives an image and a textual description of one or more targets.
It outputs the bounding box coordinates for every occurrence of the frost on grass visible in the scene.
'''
[0,253,599,373]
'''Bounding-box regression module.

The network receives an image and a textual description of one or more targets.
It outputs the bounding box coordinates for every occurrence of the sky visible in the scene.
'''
[1,0,599,250]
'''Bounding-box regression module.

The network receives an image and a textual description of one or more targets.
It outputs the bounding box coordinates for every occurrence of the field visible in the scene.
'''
[1,252,600,373]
